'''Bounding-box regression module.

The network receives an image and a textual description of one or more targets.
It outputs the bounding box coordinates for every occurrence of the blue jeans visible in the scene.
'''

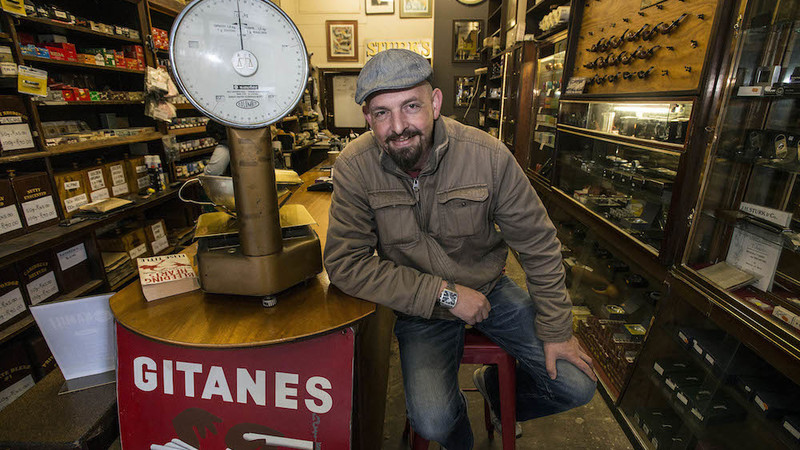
[395,276,596,449]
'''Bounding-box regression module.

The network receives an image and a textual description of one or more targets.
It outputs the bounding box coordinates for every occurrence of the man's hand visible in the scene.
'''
[543,336,597,381]
[446,282,490,325]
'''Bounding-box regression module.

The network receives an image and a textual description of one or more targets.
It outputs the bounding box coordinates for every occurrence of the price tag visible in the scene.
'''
[90,188,109,203]
[64,193,88,213]
[653,362,664,376]
[137,176,150,189]
[110,165,126,186]
[26,271,58,305]
[0,123,34,151]
[151,236,168,254]
[0,204,23,235]
[151,222,166,240]
[785,421,800,439]
[692,341,703,355]
[0,287,25,326]
[705,354,715,366]
[0,0,26,15]
[677,392,688,405]
[87,168,105,191]
[57,243,87,271]
[17,66,47,97]
[112,183,129,196]
[64,180,80,191]
[129,243,147,259]
[665,378,676,390]
[21,195,57,226]
[136,164,147,174]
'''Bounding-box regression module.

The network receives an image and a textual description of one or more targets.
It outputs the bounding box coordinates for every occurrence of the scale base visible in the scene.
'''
[196,231,322,297]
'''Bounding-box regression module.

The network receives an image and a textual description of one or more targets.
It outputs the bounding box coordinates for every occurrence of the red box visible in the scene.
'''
[44,46,67,60]
[74,88,90,101]
[123,45,144,59]
[61,89,75,101]
[17,32,34,45]
[125,58,137,70]
[114,50,125,67]
[47,42,78,61]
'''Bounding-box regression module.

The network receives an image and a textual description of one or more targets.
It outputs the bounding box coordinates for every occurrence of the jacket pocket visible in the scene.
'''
[367,189,419,247]
[436,184,489,238]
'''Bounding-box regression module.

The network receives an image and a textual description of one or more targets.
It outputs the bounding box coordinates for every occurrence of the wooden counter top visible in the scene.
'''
[110,163,375,348]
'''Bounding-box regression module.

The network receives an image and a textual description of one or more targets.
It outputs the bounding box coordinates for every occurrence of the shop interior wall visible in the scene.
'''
[432,1,489,127]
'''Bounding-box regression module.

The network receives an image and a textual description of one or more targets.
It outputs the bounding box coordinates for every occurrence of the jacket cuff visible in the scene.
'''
[535,314,574,343]
[415,275,444,319]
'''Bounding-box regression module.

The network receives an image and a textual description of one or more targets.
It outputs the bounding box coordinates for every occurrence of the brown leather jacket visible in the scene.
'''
[324,116,573,342]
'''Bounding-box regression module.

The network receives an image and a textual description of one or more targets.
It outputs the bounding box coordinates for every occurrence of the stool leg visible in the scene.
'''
[497,356,517,450]
[483,398,494,439]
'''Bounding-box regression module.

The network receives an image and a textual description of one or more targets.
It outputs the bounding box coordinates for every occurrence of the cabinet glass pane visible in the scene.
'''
[528,38,566,178]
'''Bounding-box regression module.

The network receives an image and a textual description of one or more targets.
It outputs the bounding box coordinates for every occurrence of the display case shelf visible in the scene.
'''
[34,100,145,107]
[168,125,206,136]
[175,144,216,161]
[21,55,145,74]
[46,131,164,155]
[15,16,143,43]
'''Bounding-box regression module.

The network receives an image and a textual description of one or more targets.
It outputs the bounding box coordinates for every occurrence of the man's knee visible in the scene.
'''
[556,360,596,408]
[407,401,460,442]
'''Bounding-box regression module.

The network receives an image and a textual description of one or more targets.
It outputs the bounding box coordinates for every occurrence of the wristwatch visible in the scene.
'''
[438,280,458,309]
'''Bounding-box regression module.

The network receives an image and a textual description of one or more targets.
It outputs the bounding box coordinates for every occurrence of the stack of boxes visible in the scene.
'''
[151,27,169,51]
[19,32,145,71]
[21,2,140,41]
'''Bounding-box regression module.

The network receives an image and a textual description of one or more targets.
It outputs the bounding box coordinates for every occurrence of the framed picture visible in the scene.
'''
[399,0,431,18]
[366,0,394,14]
[326,20,359,62]
[453,20,482,62]
[454,75,477,108]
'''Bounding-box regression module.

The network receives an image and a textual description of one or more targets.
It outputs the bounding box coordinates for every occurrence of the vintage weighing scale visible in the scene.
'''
[170,0,322,306]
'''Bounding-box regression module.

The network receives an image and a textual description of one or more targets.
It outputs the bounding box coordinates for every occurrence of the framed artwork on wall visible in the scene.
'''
[399,0,431,18]
[366,0,394,14]
[326,20,359,62]
[454,75,477,108]
[452,19,482,62]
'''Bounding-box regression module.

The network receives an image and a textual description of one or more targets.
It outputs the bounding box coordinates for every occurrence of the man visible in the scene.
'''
[324,49,596,449]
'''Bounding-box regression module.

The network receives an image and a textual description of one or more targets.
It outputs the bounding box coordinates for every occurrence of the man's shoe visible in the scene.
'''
[472,366,523,438]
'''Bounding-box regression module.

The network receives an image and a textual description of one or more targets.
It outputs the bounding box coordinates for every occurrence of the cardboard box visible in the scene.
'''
[52,239,92,293]
[0,179,24,242]
[25,334,56,381]
[11,173,59,232]
[17,252,61,306]
[114,50,124,67]
[84,165,110,203]
[45,43,77,61]
[97,227,151,261]
[0,341,34,412]
[77,53,97,65]
[53,169,89,219]
[144,219,169,255]
[36,34,68,44]
[105,160,129,197]
[125,156,149,194]
[0,265,27,329]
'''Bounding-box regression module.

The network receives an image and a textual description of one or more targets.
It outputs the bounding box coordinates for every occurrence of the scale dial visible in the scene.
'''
[170,0,308,128]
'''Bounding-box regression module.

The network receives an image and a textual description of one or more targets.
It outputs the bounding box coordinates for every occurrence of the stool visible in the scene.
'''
[404,328,517,450]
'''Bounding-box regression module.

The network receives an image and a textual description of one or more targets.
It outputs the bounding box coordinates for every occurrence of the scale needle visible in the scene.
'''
[236,0,244,50]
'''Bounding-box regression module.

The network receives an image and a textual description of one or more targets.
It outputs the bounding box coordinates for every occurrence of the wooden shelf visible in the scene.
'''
[21,55,145,74]
[45,131,163,156]
[0,32,11,42]
[110,271,137,292]
[534,23,569,41]
[16,16,143,44]
[168,125,206,136]
[0,151,49,164]
[527,0,570,15]
[173,103,197,110]
[176,144,216,160]
[54,279,105,302]
[148,0,185,16]
[35,100,144,107]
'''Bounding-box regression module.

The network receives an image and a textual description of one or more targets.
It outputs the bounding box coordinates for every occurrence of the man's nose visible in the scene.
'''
[389,112,407,136]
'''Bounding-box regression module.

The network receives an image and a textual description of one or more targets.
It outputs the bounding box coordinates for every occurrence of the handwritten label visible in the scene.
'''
[57,243,87,271]
[653,362,664,376]
[137,176,149,189]
[110,165,126,186]
[112,183,129,196]
[0,123,34,151]
[64,193,88,213]
[785,421,800,439]
[64,180,80,191]
[90,188,109,203]
[0,204,23,235]
[151,222,166,240]
[739,202,792,228]
[705,354,715,366]
[26,270,58,305]
[0,287,25,326]
[136,164,147,174]
[565,77,587,95]
[0,116,22,124]
[129,243,147,259]
[87,168,105,191]
[677,392,688,405]
[21,195,56,226]
[151,236,168,254]
[0,376,34,412]
[693,341,703,354]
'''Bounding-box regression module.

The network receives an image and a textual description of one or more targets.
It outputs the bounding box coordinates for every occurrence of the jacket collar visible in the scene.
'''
[376,116,451,178]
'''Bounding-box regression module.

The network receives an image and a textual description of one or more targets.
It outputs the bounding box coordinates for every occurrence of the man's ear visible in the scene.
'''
[362,104,373,129]
[431,88,443,120]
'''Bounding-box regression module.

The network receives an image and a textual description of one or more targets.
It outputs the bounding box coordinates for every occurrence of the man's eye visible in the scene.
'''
[406,103,420,111]
[373,111,386,118]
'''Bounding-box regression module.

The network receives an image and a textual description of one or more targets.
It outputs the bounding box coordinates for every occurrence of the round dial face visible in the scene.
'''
[170,0,308,128]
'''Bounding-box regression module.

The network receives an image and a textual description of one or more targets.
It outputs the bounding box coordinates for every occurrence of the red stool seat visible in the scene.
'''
[405,328,517,449]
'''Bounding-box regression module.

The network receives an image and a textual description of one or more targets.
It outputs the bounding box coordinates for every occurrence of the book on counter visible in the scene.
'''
[137,253,200,301]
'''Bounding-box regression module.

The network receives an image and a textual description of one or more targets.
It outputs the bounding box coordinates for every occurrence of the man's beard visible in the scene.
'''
[384,129,425,171]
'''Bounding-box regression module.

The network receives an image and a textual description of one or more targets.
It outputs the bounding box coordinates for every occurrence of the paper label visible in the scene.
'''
[693,341,703,354]
[151,236,168,254]
[136,164,147,174]
[0,287,25,325]
[678,331,689,344]
[726,227,782,291]
[691,408,704,421]
[653,362,664,375]
[64,180,80,191]
[87,168,105,190]
[90,188,109,202]
[0,204,23,234]
[0,0,26,16]
[110,165,126,186]
[665,379,676,390]
[22,195,57,226]
[137,176,149,189]
[755,395,767,411]
[151,222,166,240]
[57,243,87,271]
[17,65,46,97]
[112,183,129,196]
[677,393,689,405]
[0,62,17,76]
[129,243,147,259]
[0,375,34,411]
[784,421,800,440]
[740,202,793,228]
[0,116,22,125]
[27,271,58,305]
[642,424,650,435]
[705,354,715,366]
[64,193,88,213]
[0,123,34,151]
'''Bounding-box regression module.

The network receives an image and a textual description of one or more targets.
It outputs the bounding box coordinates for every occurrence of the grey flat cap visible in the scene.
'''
[355,49,433,104]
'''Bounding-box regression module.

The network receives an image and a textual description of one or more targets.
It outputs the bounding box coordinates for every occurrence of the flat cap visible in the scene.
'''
[355,49,433,104]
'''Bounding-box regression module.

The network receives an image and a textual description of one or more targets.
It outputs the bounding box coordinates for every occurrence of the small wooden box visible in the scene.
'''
[0,265,27,329]
[53,169,89,219]
[97,227,151,262]
[16,252,61,306]
[144,219,169,255]
[105,160,130,197]
[0,340,34,412]
[125,156,149,195]
[84,165,110,203]
[52,239,92,293]
[25,333,56,381]
[11,172,59,232]
[0,178,25,242]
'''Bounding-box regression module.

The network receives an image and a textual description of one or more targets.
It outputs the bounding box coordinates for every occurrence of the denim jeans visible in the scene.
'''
[395,275,596,450]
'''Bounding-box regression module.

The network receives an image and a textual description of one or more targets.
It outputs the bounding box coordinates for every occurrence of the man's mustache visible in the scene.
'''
[387,130,421,142]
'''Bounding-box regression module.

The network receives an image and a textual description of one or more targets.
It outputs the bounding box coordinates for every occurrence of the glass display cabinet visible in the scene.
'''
[528,37,567,179]
[553,100,694,255]
[547,202,661,399]
[683,0,800,348]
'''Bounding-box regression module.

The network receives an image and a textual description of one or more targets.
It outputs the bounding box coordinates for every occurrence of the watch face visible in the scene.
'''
[439,289,458,308]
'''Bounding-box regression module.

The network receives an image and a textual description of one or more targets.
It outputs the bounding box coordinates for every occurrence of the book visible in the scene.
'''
[137,254,200,301]
[697,261,756,291]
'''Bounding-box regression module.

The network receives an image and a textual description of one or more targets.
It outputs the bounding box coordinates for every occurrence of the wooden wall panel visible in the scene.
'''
[572,0,720,95]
